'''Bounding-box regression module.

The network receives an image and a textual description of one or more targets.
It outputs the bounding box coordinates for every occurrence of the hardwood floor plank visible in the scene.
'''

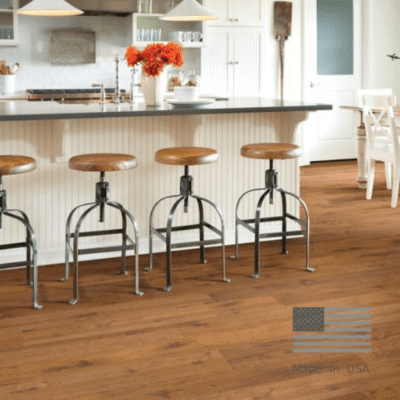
[1,160,400,399]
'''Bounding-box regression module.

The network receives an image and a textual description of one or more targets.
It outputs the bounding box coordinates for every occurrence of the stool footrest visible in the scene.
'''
[0,241,30,250]
[172,238,222,250]
[67,236,135,256]
[78,242,135,256]
[237,216,306,239]
[259,230,304,240]
[0,260,32,270]
[153,222,223,249]
[70,228,124,238]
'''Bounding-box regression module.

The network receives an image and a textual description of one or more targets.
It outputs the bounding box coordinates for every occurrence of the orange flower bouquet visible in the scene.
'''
[125,42,184,76]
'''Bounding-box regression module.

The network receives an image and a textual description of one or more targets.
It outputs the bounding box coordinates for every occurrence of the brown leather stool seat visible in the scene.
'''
[0,155,36,175]
[69,153,137,172]
[231,142,313,278]
[155,147,219,166]
[64,153,143,305]
[241,143,303,160]
[0,155,41,309]
[148,146,229,291]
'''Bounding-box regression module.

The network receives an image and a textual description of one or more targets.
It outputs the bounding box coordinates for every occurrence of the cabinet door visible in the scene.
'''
[233,28,264,96]
[203,0,229,25]
[204,0,263,26]
[201,27,233,96]
[230,0,264,26]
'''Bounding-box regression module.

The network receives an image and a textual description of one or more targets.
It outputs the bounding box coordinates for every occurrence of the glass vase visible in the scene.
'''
[137,0,153,14]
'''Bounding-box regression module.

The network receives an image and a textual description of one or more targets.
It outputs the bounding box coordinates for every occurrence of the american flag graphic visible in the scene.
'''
[292,307,372,353]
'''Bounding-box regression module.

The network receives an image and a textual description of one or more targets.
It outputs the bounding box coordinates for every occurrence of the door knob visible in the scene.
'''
[310,81,322,88]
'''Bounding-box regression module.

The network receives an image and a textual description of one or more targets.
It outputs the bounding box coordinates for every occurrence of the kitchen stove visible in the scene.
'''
[27,88,127,101]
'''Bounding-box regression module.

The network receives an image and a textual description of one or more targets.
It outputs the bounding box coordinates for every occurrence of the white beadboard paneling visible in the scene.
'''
[0,111,307,265]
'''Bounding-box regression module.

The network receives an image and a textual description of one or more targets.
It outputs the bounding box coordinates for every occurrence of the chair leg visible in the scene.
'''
[391,165,400,208]
[279,189,314,273]
[280,190,288,255]
[253,189,271,279]
[63,201,97,282]
[69,203,99,305]
[385,162,392,190]
[147,194,181,272]
[366,160,376,200]
[192,194,230,284]
[4,210,42,309]
[195,197,207,264]
[108,201,143,296]
[230,188,266,260]
[165,196,186,292]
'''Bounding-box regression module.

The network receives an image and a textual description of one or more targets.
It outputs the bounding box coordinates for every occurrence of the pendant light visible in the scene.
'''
[160,0,218,21]
[18,0,84,16]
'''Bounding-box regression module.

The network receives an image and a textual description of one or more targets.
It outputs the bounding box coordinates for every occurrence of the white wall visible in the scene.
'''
[0,14,200,93]
[257,0,303,100]
[1,15,135,91]
[363,0,400,97]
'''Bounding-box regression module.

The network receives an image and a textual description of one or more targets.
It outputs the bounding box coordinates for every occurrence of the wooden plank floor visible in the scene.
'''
[1,160,400,399]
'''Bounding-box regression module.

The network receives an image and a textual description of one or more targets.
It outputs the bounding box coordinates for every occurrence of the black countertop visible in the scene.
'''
[0,97,332,122]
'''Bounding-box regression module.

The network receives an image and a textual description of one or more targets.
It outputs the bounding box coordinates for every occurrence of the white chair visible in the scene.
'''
[361,92,400,207]
[359,89,393,190]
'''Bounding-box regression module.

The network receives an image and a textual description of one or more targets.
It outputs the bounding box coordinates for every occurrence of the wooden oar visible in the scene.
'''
[273,1,292,101]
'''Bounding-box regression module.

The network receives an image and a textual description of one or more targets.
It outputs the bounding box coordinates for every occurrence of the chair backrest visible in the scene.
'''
[358,88,393,107]
[361,92,398,161]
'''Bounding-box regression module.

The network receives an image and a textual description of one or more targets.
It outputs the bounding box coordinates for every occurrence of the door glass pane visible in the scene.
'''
[317,0,353,75]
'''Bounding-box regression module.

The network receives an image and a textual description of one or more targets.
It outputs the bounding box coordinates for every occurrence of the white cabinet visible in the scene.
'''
[0,0,18,46]
[204,0,264,26]
[202,26,265,97]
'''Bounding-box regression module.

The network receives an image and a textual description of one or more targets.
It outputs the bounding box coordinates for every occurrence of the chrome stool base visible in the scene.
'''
[0,180,42,309]
[232,160,313,277]
[64,172,143,305]
[148,166,230,291]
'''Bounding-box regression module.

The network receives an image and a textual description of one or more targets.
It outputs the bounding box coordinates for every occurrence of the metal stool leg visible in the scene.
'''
[165,196,185,291]
[9,209,34,285]
[254,189,271,279]
[279,189,313,272]
[280,190,288,255]
[147,194,181,272]
[108,201,143,296]
[193,195,230,284]
[63,201,97,282]
[195,197,207,264]
[70,203,99,305]
[230,187,266,260]
[4,210,42,309]
[106,201,129,276]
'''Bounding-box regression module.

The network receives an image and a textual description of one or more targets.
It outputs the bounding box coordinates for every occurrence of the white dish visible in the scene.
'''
[165,98,215,108]
[174,86,200,102]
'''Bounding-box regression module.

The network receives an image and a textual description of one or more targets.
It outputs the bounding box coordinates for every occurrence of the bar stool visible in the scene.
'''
[231,143,314,277]
[148,147,230,291]
[63,153,143,305]
[0,155,42,309]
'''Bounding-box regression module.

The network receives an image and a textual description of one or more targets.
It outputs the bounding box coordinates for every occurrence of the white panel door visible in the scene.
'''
[303,0,362,162]
[202,27,233,96]
[233,28,264,96]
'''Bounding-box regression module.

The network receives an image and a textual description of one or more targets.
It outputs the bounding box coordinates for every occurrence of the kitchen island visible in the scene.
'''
[0,97,331,266]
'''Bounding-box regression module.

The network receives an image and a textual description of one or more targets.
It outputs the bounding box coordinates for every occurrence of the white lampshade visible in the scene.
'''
[160,0,218,21]
[18,0,84,16]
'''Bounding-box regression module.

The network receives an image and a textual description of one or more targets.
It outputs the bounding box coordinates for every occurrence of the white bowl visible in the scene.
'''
[174,86,200,102]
